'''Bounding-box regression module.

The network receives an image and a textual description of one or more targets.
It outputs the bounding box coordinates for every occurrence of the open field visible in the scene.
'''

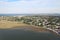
[0,20,29,29]
[0,20,49,32]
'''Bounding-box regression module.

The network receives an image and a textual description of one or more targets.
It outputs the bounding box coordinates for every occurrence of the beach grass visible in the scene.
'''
[0,20,49,32]
[0,20,29,29]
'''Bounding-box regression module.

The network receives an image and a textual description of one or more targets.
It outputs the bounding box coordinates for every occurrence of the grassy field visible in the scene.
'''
[0,20,29,29]
[0,20,49,32]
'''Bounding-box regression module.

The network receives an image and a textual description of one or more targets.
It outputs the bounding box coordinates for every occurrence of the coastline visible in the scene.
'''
[0,20,60,36]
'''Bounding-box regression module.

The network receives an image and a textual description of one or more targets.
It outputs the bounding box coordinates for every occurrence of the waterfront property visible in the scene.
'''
[0,16,60,35]
[55,27,60,34]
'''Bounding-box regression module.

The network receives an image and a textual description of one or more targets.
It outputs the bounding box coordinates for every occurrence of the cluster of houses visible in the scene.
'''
[21,16,60,32]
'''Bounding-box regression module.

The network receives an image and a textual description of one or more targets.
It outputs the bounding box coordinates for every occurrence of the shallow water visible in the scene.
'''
[0,29,60,40]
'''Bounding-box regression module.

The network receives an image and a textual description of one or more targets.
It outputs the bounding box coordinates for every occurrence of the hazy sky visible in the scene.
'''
[0,0,60,14]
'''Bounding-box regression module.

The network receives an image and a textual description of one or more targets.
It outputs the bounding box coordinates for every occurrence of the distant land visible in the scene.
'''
[0,13,60,16]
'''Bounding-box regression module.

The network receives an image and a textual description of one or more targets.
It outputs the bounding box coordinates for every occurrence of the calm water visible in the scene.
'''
[0,29,60,40]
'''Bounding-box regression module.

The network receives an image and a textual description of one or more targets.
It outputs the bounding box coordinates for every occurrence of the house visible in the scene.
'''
[55,27,60,33]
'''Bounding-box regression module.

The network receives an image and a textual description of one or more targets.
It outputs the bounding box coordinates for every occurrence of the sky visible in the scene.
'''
[0,0,60,14]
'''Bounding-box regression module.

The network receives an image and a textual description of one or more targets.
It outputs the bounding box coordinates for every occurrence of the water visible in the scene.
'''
[0,29,60,40]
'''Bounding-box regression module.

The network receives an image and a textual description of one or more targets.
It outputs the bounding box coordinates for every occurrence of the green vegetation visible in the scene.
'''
[20,16,60,29]
[0,16,60,30]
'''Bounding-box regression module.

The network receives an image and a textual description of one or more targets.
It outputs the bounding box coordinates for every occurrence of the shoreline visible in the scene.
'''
[0,25,60,36]
[0,20,60,36]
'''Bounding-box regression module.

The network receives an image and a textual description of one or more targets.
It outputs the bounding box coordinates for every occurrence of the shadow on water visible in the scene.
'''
[0,29,60,40]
